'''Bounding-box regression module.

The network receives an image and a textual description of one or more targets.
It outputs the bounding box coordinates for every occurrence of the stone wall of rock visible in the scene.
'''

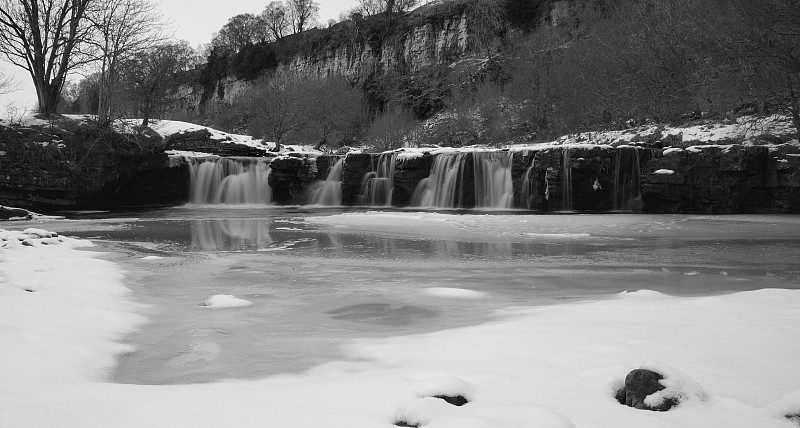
[0,143,189,211]
[341,153,373,206]
[265,144,799,213]
[268,155,319,205]
[393,154,434,206]
[641,145,800,213]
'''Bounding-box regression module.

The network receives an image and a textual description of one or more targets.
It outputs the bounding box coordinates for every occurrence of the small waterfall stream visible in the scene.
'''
[411,153,469,208]
[473,152,514,209]
[189,157,272,205]
[360,153,397,206]
[307,159,344,206]
[520,152,537,209]
[612,146,642,211]
[561,149,573,211]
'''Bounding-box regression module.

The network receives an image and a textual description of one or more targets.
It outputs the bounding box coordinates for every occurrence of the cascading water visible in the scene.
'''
[473,151,514,209]
[412,151,514,209]
[520,152,537,209]
[612,146,642,211]
[306,158,344,206]
[411,153,468,208]
[561,148,573,211]
[360,153,397,206]
[189,157,272,205]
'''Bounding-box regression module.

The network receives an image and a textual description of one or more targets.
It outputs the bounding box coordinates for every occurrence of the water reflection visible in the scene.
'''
[433,240,514,258]
[185,218,580,259]
[191,219,273,251]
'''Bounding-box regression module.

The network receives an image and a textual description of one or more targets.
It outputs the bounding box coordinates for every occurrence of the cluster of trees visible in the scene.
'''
[0,0,195,123]
[517,0,800,137]
[209,0,320,55]
[209,75,364,151]
[380,0,800,147]
[209,0,425,56]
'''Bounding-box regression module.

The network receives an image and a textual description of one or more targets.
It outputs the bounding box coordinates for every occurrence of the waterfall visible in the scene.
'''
[306,158,343,206]
[360,153,397,206]
[412,153,468,208]
[612,146,642,211]
[521,152,537,209]
[561,148,573,211]
[189,157,272,205]
[473,151,514,209]
[411,151,513,209]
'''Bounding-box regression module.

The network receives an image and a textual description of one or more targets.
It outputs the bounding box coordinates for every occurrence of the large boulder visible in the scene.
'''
[615,369,677,411]
[615,364,705,412]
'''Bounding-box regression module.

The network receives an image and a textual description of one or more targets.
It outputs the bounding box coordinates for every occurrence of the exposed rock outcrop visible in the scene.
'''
[165,129,272,157]
[0,120,189,211]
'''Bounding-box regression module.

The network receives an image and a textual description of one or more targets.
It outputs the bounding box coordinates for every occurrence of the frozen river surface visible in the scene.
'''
[50,208,800,385]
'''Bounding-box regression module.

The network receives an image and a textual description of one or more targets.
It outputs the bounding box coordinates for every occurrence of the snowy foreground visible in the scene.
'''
[2,226,800,428]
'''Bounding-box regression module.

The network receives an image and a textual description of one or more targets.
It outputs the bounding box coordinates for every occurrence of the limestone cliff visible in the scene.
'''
[176,8,472,113]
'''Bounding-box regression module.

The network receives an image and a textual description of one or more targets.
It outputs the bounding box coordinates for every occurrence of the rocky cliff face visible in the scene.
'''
[178,12,471,111]
[281,14,469,80]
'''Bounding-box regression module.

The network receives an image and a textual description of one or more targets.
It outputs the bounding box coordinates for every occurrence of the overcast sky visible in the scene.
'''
[0,0,361,110]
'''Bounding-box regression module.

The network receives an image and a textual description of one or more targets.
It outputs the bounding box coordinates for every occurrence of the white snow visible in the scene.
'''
[424,287,488,299]
[653,169,675,175]
[1,225,800,427]
[200,294,253,309]
[640,361,706,408]
[0,228,145,384]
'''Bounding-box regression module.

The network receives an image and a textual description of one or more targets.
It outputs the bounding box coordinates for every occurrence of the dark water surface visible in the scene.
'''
[38,207,800,384]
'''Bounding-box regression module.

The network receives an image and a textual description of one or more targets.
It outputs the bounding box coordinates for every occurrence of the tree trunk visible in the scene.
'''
[37,82,63,116]
[386,0,396,13]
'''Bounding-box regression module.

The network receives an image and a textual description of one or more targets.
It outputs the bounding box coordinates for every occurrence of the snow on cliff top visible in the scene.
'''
[507,115,798,151]
[383,115,798,160]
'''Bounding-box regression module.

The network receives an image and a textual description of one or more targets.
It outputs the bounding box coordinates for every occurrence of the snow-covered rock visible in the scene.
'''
[200,294,253,309]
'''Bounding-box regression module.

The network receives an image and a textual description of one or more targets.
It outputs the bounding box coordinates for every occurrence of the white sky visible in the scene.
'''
[0,0,360,110]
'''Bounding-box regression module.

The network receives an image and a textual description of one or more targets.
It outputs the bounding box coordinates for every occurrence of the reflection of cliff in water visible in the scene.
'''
[191,219,273,251]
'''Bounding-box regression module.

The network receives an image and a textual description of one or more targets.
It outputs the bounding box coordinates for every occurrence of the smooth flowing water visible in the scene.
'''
[189,157,272,205]
[360,153,397,206]
[306,159,343,206]
[411,151,514,209]
[46,209,800,385]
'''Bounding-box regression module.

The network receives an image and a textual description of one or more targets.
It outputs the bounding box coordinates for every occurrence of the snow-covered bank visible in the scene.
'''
[1,226,799,427]
[0,229,145,384]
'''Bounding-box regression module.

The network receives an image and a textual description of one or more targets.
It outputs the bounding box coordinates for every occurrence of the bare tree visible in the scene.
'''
[719,0,800,137]
[240,73,309,148]
[86,0,165,124]
[262,1,289,40]
[301,76,365,150]
[358,0,418,15]
[0,0,95,115]
[118,41,192,126]
[465,0,506,60]
[287,0,319,34]
[0,70,19,95]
